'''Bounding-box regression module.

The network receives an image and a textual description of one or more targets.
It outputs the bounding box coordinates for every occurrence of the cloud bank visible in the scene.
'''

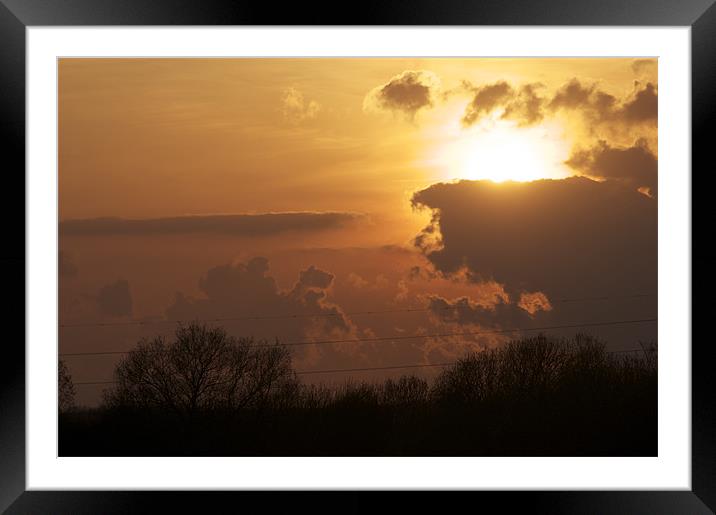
[60,212,364,237]
[459,78,657,129]
[548,79,657,126]
[411,177,656,300]
[426,293,538,328]
[166,257,353,344]
[566,139,658,197]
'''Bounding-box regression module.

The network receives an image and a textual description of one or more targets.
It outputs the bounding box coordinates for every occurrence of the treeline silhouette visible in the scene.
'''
[59,323,657,456]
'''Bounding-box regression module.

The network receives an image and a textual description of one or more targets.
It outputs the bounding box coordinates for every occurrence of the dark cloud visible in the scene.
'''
[368,73,656,131]
[566,139,657,197]
[620,82,658,123]
[59,212,363,237]
[458,77,656,129]
[298,265,334,290]
[166,257,352,343]
[502,83,545,126]
[460,78,656,129]
[461,80,548,127]
[462,81,514,126]
[427,294,535,327]
[411,177,656,303]
[548,79,597,111]
[548,79,657,126]
[364,71,439,119]
[163,257,402,374]
[419,291,560,360]
[97,279,133,317]
[59,251,78,277]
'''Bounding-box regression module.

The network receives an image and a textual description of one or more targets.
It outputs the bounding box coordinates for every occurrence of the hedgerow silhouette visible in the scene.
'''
[59,323,657,456]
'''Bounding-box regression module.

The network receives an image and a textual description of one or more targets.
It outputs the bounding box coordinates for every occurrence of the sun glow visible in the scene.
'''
[431,115,573,183]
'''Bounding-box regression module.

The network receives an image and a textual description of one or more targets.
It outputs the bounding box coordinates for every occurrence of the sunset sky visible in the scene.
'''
[59,58,657,404]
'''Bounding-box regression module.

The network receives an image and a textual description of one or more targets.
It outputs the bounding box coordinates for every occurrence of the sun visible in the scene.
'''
[459,123,570,182]
[430,114,572,183]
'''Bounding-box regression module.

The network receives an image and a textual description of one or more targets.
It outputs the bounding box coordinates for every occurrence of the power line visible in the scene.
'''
[252,318,658,348]
[297,362,458,375]
[71,347,656,387]
[58,293,656,329]
[59,317,657,357]
[551,293,655,303]
[72,362,456,385]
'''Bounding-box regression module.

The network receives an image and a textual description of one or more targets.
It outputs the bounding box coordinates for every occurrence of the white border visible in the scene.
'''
[27,27,690,490]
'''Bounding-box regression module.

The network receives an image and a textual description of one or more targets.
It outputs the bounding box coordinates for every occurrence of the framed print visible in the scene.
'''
[1,0,713,513]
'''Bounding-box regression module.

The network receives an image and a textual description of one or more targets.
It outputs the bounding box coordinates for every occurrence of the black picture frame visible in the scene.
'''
[1,1,712,512]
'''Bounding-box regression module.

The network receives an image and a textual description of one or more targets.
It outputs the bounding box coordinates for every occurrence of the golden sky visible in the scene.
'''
[59,58,657,404]
[59,58,656,240]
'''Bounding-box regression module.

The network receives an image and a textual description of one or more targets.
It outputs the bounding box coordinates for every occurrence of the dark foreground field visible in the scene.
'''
[59,329,656,457]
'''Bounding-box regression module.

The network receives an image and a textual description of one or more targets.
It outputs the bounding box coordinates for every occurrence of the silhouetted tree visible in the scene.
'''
[638,340,658,370]
[381,376,429,406]
[103,323,297,418]
[59,359,76,413]
[60,331,657,457]
[432,333,609,404]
